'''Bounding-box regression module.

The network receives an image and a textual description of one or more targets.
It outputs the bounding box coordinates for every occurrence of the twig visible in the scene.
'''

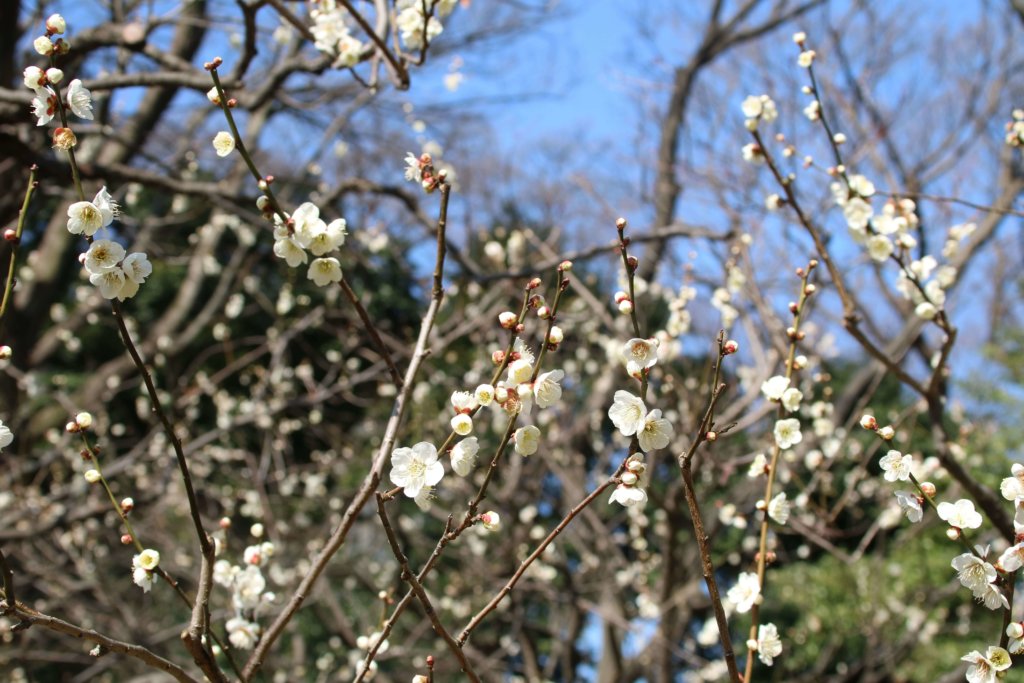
[457,471,621,646]
[677,332,740,683]
[5,601,198,683]
[0,165,37,338]
[376,494,480,681]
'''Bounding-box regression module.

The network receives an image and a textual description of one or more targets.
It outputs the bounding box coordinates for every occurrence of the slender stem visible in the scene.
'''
[376,495,480,681]
[677,332,739,683]
[181,551,227,683]
[110,300,212,556]
[742,265,815,683]
[0,166,37,336]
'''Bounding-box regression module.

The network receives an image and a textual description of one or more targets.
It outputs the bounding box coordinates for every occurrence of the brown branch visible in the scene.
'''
[180,551,226,683]
[5,602,198,683]
[376,494,480,681]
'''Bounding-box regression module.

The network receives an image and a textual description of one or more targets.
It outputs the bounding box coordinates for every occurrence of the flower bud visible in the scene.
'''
[480,511,500,531]
[626,459,645,474]
[537,305,551,319]
[1006,622,1024,640]
[877,425,895,440]
[491,350,505,365]
[859,414,877,430]
[84,469,101,483]
[66,421,79,433]
[121,497,134,513]
[626,255,638,271]
[46,67,64,84]
[705,430,717,442]
[3,229,16,243]
[52,127,77,150]
[219,516,232,529]
[46,14,66,35]
[723,340,739,355]
[120,533,133,545]
[946,527,960,541]
[34,35,54,55]
[620,472,638,486]
[494,385,509,404]
[613,290,629,304]
[474,384,495,406]
[207,87,221,105]
[527,277,542,290]
[498,311,518,329]
[558,260,573,272]
[0,345,11,360]
[919,481,936,497]
[548,326,564,345]
[75,411,93,429]
[618,299,633,315]
[615,217,627,231]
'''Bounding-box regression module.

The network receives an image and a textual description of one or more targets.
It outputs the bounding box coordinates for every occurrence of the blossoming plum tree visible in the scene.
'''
[0,2,1022,682]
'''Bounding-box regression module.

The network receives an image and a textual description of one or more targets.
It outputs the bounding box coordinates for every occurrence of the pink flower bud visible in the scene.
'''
[498,311,518,329]
[859,414,877,430]
[558,260,573,272]
[877,425,895,440]
[491,350,505,365]
[920,481,936,497]
[121,534,133,545]
[705,431,717,442]
[617,299,633,315]
[946,527,960,541]
[723,340,739,355]
[0,345,11,360]
[3,229,16,243]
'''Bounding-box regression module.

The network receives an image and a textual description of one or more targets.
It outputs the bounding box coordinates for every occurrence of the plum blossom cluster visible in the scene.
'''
[213,540,277,649]
[395,0,458,51]
[390,331,568,505]
[24,15,95,130]
[309,0,365,68]
[67,188,153,300]
[271,201,347,287]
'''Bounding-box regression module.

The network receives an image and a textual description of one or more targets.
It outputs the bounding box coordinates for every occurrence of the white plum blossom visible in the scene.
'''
[226,617,261,650]
[31,87,57,126]
[306,218,347,256]
[637,409,673,452]
[0,420,12,451]
[84,239,126,274]
[951,552,996,595]
[507,357,534,385]
[450,437,478,477]
[767,492,791,525]
[781,387,803,413]
[608,391,647,437]
[878,450,912,482]
[748,453,767,478]
[474,384,495,406]
[67,196,114,236]
[121,252,152,286]
[962,647,1011,683]
[1000,463,1024,501]
[533,369,564,408]
[727,572,761,613]
[937,498,983,530]
[273,224,308,267]
[621,338,659,376]
[773,418,802,450]
[131,549,160,592]
[515,425,540,456]
[761,375,790,401]
[998,542,1024,572]
[756,623,782,665]
[90,269,127,299]
[450,413,473,436]
[867,234,894,262]
[609,483,647,507]
[307,257,343,287]
[212,131,235,157]
[894,491,923,522]
[390,442,444,498]
[450,391,476,412]
[66,79,94,120]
